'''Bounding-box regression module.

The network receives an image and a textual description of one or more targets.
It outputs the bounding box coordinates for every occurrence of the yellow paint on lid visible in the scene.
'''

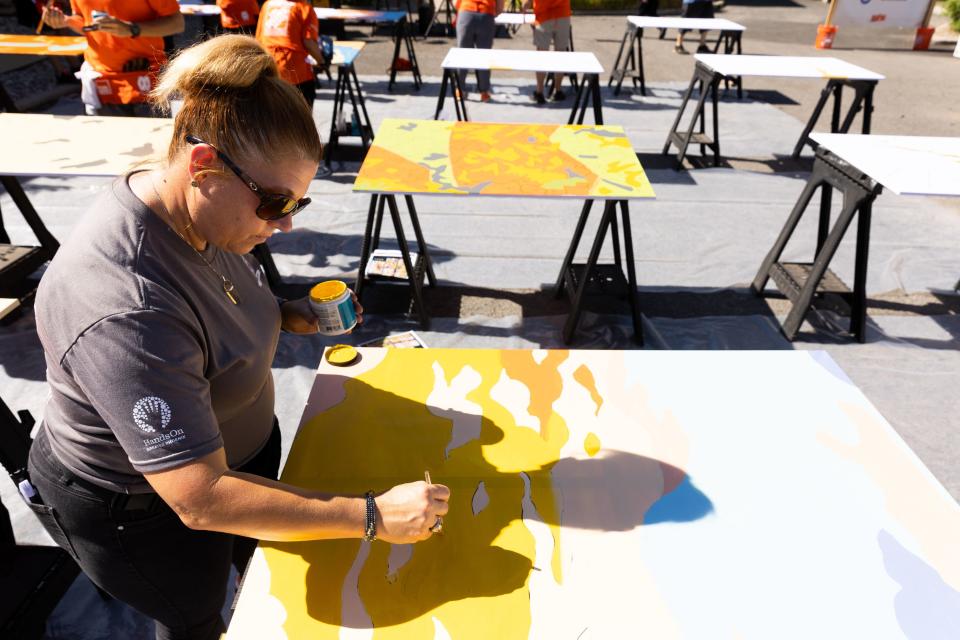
[584,432,601,457]
[325,344,358,366]
[310,280,347,303]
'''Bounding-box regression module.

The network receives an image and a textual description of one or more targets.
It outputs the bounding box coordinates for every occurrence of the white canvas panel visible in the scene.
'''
[227,348,960,640]
[495,12,535,25]
[0,113,170,177]
[441,47,603,74]
[695,54,885,80]
[179,3,221,16]
[812,134,960,197]
[313,8,406,23]
[627,16,746,32]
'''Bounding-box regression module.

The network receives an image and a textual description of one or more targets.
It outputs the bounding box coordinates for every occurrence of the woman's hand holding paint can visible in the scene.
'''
[280,281,364,335]
[307,280,363,336]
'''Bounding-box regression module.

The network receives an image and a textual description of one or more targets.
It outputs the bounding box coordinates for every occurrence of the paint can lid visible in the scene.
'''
[325,344,358,366]
[310,280,347,303]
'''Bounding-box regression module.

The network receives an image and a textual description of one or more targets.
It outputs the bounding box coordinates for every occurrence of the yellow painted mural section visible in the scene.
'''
[261,348,587,638]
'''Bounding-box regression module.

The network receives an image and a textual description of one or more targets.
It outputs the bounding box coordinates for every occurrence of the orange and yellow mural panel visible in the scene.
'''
[354,119,655,200]
[0,34,86,56]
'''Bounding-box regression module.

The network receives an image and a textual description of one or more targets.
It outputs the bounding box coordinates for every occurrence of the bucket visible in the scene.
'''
[913,27,935,51]
[815,24,837,50]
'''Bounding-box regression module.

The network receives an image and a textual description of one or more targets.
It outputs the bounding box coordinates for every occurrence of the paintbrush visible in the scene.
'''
[35,1,52,35]
[425,471,443,534]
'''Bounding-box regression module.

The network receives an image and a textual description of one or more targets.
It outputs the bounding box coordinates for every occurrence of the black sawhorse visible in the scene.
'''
[791,78,876,159]
[663,60,877,169]
[0,177,60,299]
[353,194,641,344]
[554,199,642,344]
[374,0,416,25]
[662,61,721,169]
[0,87,60,299]
[424,0,457,37]
[355,194,437,329]
[325,62,374,167]
[434,69,604,125]
[751,146,883,342]
[609,24,742,98]
[388,17,423,91]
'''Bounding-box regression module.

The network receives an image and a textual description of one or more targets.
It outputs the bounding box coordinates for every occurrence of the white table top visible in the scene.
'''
[695,54,885,81]
[811,134,960,197]
[441,47,603,74]
[628,15,746,32]
[0,298,19,321]
[495,12,535,25]
[0,113,170,177]
[179,2,220,16]
[313,8,406,23]
[225,348,960,639]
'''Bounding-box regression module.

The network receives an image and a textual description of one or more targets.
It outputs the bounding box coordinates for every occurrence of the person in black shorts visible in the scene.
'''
[676,0,714,54]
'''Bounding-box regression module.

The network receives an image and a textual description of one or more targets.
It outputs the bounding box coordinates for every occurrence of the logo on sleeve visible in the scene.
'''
[133,397,186,452]
[133,397,171,433]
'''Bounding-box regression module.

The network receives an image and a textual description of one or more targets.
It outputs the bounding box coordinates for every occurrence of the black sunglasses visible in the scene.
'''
[185,135,311,221]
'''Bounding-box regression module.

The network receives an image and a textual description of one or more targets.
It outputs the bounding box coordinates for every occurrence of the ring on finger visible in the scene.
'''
[429,516,443,534]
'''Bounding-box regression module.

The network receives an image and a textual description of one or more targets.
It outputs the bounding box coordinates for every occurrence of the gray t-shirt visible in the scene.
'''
[35,174,281,493]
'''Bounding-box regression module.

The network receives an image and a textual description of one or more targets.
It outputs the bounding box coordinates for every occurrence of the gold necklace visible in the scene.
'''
[148,175,240,305]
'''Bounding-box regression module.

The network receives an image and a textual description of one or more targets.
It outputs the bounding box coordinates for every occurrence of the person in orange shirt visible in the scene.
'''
[255,0,324,108]
[521,0,571,105]
[41,0,184,116]
[217,0,259,35]
[454,0,503,102]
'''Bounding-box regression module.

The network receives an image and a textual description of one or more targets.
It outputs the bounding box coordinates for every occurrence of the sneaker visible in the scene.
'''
[533,91,546,105]
[674,43,687,54]
[551,90,566,102]
[696,44,710,54]
[479,91,491,102]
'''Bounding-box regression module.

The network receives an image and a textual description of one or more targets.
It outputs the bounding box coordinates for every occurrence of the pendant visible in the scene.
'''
[223,280,240,305]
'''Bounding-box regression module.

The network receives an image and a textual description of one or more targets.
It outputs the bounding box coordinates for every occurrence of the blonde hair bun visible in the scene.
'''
[151,35,322,165]
[152,35,278,107]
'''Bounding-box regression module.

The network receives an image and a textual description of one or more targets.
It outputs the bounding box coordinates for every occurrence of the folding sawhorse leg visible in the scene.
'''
[388,17,422,91]
[433,68,469,121]
[554,199,642,345]
[355,193,437,329]
[662,61,721,169]
[751,147,883,342]
[609,24,645,96]
[713,30,743,98]
[325,63,375,167]
[0,176,60,297]
[792,79,877,159]
[568,73,604,125]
